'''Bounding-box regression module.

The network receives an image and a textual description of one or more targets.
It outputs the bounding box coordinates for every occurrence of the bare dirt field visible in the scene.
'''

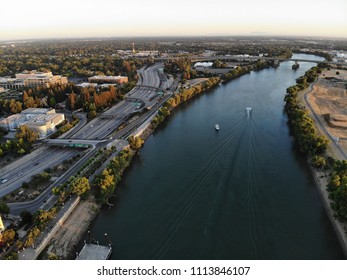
[45,197,100,259]
[306,68,347,155]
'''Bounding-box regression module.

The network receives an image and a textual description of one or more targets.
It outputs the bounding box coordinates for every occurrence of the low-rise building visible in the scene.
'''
[77,82,98,88]
[88,75,128,84]
[0,114,27,130]
[0,77,24,90]
[26,113,65,137]
[194,62,213,68]
[0,71,68,90]
[133,51,159,57]
[0,108,64,137]
[16,71,68,88]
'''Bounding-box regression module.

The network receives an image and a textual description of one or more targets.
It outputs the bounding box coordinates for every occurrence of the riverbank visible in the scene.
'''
[302,70,347,258]
[44,196,100,259]
[310,167,347,258]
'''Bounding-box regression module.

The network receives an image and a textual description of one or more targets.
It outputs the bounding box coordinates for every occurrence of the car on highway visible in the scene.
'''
[1,178,8,184]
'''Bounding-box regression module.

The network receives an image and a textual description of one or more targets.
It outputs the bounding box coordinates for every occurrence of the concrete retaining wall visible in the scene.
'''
[34,196,80,257]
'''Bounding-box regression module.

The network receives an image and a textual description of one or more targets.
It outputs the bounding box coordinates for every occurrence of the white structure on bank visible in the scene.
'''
[0,108,65,138]
[194,62,213,68]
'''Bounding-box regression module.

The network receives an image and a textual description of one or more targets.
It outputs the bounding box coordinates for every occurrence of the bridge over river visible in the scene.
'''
[155,55,347,67]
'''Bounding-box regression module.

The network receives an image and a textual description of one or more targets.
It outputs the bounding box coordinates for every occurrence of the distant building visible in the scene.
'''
[88,75,128,84]
[0,114,26,130]
[76,82,98,88]
[194,62,213,68]
[0,108,64,137]
[0,77,24,90]
[133,51,159,57]
[16,71,68,88]
[0,71,67,89]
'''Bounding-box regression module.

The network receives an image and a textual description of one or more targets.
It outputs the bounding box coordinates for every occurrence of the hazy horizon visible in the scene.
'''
[1,0,347,41]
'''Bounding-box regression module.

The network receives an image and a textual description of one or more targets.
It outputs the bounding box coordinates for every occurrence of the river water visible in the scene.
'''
[89,54,344,259]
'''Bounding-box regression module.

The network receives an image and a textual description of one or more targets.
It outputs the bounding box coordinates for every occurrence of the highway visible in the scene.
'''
[6,62,176,214]
[67,63,171,141]
[0,147,80,197]
[9,146,98,215]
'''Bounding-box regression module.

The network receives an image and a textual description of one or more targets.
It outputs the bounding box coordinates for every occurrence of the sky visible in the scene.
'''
[1,0,347,40]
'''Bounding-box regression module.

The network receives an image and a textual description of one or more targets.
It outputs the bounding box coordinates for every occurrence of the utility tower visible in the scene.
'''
[132,42,136,54]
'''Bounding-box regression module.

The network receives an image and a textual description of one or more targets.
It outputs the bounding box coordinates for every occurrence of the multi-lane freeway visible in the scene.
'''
[0,147,80,198]
[2,62,176,214]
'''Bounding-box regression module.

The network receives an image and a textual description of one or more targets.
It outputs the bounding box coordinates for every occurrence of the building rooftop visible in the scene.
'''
[89,75,127,79]
[21,108,54,114]
[27,113,61,125]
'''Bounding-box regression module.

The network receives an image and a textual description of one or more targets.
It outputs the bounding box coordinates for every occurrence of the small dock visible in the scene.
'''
[76,232,112,260]
[76,243,112,260]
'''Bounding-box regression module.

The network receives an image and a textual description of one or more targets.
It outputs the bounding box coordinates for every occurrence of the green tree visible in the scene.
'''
[20,210,33,225]
[0,202,10,214]
[15,125,39,144]
[1,229,16,246]
[311,155,326,169]
[128,136,144,150]
[67,93,77,110]
[96,169,115,203]
[49,97,56,108]
[24,226,40,247]
[24,96,36,109]
[70,177,90,198]
[34,208,56,229]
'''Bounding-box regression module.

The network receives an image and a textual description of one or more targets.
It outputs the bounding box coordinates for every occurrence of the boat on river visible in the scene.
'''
[215,124,220,131]
[292,62,300,70]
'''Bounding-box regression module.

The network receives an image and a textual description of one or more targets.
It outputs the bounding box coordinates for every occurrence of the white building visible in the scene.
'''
[88,75,128,84]
[0,108,64,137]
[16,71,68,88]
[26,113,65,137]
[194,62,213,68]
[133,51,159,57]
[77,82,98,88]
[0,77,24,90]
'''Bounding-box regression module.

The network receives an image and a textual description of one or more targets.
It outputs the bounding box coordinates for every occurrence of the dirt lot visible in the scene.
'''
[306,69,347,155]
[45,197,100,259]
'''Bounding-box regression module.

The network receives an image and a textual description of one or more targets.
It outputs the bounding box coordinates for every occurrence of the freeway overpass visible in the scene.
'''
[43,138,104,148]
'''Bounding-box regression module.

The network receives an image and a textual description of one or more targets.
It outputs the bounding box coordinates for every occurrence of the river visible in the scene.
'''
[88,54,344,259]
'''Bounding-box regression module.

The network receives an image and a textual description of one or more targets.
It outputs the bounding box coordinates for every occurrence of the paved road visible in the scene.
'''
[0,148,80,198]
[9,146,98,215]
[7,63,178,214]
[60,112,87,138]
